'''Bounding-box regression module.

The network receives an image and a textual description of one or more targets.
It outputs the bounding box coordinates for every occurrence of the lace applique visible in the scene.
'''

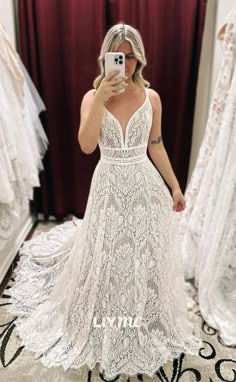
[8,88,202,378]
[180,6,236,346]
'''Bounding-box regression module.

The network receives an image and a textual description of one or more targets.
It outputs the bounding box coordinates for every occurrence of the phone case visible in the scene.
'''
[104,52,125,93]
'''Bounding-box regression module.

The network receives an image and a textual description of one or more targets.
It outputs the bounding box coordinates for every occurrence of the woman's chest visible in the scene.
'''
[105,95,146,129]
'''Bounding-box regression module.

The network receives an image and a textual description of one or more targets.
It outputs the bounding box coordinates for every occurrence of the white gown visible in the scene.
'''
[7,88,202,379]
[0,23,48,248]
[180,5,236,346]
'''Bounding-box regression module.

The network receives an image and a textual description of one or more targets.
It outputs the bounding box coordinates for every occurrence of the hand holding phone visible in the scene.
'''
[105,52,125,93]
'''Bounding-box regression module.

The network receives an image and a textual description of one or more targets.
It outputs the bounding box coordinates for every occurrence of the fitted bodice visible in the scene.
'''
[98,88,153,165]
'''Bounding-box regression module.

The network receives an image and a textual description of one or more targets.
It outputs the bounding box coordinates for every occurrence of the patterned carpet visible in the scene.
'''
[0,222,235,381]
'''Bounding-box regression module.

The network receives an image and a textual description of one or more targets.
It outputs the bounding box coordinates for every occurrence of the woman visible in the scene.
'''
[8,23,202,379]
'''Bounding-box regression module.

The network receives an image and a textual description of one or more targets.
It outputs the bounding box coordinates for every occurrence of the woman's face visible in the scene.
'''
[116,41,137,81]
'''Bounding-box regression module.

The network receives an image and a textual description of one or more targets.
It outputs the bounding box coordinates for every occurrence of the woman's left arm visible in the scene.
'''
[147,89,186,212]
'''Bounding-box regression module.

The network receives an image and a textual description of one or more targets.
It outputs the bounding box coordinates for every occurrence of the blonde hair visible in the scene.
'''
[93,23,150,89]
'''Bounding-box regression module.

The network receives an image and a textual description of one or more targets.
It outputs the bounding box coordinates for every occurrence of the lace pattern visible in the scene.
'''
[8,88,202,378]
[179,5,236,346]
[100,144,148,165]
[0,24,48,248]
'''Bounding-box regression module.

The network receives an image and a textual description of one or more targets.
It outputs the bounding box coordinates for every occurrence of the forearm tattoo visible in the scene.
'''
[151,136,162,145]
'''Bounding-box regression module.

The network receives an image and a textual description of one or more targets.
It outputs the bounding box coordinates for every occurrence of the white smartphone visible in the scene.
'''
[104,52,125,93]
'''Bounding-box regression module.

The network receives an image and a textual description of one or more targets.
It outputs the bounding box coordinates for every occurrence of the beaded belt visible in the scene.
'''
[99,144,148,165]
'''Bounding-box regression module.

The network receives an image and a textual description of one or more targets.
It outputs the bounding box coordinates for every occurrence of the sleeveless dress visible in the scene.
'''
[7,88,202,379]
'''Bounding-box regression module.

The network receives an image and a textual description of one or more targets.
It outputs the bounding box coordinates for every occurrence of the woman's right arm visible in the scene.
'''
[78,70,126,154]
[78,90,105,154]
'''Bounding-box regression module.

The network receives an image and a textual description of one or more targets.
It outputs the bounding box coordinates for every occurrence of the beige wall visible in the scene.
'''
[187,0,235,185]
[0,0,17,48]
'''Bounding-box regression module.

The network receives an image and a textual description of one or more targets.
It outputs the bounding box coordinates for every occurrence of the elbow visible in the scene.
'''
[148,143,165,154]
[80,145,96,155]
[78,136,96,155]
[78,126,97,154]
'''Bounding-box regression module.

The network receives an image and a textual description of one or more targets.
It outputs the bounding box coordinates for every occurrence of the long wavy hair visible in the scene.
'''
[93,23,150,89]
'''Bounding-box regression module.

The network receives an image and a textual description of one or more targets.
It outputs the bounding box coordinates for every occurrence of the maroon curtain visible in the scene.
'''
[18,0,206,219]
[18,0,105,219]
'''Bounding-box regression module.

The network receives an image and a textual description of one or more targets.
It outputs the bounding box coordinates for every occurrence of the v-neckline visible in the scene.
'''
[104,88,148,147]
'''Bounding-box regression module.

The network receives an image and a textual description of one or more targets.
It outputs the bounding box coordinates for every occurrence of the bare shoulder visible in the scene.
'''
[147,88,161,113]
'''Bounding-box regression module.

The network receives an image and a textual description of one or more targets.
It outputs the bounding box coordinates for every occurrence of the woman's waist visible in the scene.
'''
[99,144,148,165]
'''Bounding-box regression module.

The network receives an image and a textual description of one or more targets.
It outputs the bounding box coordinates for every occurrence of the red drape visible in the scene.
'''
[19,0,105,219]
[18,0,206,219]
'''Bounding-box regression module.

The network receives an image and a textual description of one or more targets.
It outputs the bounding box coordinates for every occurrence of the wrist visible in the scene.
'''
[171,184,181,193]
[94,91,106,107]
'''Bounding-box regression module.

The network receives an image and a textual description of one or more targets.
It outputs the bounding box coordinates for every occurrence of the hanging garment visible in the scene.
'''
[179,4,236,346]
[7,88,202,380]
[0,23,48,248]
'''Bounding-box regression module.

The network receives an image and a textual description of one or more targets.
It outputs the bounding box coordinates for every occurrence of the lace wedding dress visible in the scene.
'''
[0,23,48,248]
[7,88,202,379]
[179,4,236,346]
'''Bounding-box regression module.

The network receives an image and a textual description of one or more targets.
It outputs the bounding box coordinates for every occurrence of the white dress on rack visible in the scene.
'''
[7,88,202,379]
[0,23,48,248]
[180,5,236,346]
